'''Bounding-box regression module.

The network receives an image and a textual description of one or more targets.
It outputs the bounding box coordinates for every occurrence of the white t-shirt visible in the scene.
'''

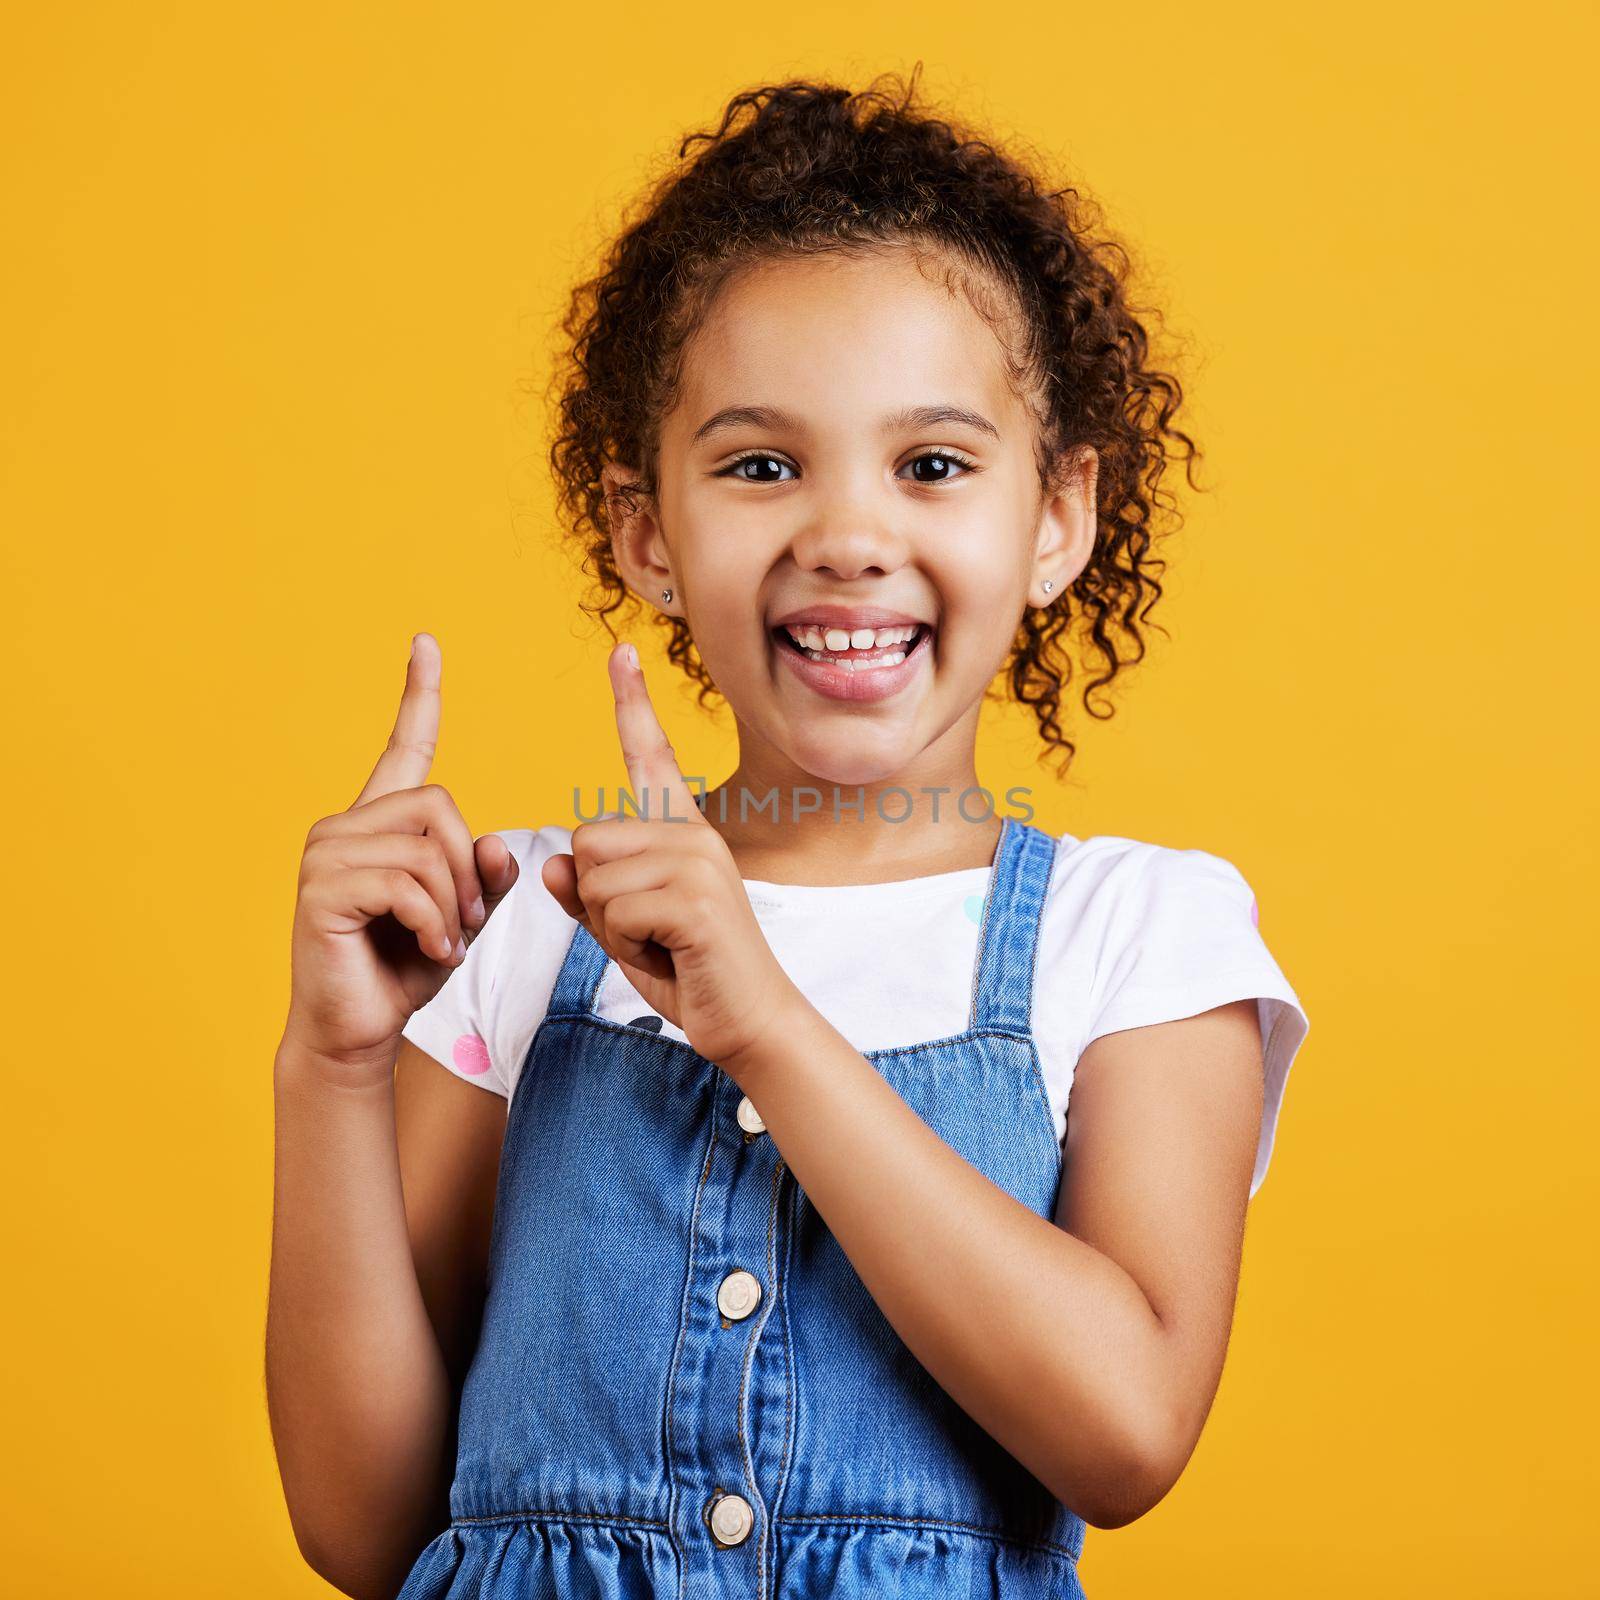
[402,825,1310,1198]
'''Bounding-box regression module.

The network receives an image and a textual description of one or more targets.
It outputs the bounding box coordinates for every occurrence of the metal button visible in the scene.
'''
[708,1491,754,1546]
[736,1095,766,1135]
[716,1269,762,1321]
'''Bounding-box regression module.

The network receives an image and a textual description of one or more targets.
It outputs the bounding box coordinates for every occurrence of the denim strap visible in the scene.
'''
[968,814,1056,1035]
[546,915,611,1018]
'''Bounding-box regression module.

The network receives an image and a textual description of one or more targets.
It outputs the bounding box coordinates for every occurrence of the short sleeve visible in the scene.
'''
[1084,846,1310,1198]
[400,826,578,1101]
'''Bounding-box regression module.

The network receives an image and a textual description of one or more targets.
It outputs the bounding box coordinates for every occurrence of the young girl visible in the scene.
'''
[267,75,1308,1600]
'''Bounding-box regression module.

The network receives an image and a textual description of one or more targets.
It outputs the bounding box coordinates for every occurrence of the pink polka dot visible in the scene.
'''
[452,1034,492,1076]
[1250,898,1260,929]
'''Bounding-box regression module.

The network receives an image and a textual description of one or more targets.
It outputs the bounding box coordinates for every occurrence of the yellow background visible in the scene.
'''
[3,3,1594,1594]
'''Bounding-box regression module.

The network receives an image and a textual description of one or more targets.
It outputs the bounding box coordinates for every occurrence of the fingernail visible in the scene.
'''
[623,643,639,672]
[452,935,467,964]
[467,895,486,927]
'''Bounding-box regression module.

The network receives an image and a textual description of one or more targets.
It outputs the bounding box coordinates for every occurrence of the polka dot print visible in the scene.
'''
[963,894,986,926]
[1250,898,1259,929]
[452,1033,492,1076]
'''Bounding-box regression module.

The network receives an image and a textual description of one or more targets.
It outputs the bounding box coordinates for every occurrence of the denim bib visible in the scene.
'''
[398,814,1088,1598]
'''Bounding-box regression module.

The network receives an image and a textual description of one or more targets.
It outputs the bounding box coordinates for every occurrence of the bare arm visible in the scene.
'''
[726,996,1264,1529]
[264,634,517,1596]
[268,1042,445,1596]
[267,1038,504,1596]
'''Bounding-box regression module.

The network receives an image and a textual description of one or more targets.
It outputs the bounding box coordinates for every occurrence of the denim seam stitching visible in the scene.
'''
[733,1148,784,1598]
[764,1151,791,1600]
[545,919,607,1016]
[577,924,609,1013]
[967,815,1015,1029]
[987,823,1044,1035]
[771,1169,799,1578]
[445,1507,1075,1560]
[662,1085,719,1600]
[1018,826,1051,1034]
[774,1509,1079,1561]
[507,1011,558,1116]
[1020,1035,1064,1177]
[450,1509,670,1529]
[729,1076,772,1575]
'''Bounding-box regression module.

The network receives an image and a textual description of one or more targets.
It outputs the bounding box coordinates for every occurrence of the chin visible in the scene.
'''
[781,728,919,792]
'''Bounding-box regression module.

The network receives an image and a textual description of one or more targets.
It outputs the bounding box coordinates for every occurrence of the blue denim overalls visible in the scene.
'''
[397,814,1088,1597]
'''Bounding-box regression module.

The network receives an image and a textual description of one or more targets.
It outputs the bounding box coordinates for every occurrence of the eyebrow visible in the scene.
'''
[690,402,1001,445]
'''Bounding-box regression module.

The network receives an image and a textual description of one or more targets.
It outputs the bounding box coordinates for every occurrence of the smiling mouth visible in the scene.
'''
[773,622,930,672]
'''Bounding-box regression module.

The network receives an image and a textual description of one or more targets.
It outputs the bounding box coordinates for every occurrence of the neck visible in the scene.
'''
[701,718,1006,887]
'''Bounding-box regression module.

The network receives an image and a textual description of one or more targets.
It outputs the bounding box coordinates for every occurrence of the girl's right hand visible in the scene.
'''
[279,633,519,1084]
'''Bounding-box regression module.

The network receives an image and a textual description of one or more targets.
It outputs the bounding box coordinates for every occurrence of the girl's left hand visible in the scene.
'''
[541,643,807,1076]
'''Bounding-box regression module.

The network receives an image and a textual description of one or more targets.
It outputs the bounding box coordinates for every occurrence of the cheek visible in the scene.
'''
[929,530,1029,642]
[679,539,770,654]
[923,572,1030,691]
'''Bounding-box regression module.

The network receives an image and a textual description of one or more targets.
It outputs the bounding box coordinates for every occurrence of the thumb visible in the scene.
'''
[466,834,521,942]
[538,851,582,924]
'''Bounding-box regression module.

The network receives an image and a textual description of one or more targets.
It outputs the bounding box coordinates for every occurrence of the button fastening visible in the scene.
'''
[717,1269,762,1321]
[735,1094,766,1135]
[708,1491,754,1546]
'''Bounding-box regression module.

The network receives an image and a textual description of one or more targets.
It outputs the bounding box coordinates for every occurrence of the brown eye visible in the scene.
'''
[720,454,795,483]
[899,451,974,483]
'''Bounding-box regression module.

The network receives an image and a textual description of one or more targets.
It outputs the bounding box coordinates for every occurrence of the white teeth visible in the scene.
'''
[790,646,909,670]
[784,623,919,649]
[815,649,908,672]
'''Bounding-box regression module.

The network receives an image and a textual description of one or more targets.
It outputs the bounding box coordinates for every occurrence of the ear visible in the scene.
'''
[602,461,678,617]
[1028,446,1099,609]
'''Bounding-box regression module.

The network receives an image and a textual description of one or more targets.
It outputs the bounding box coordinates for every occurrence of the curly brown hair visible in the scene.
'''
[545,68,1204,773]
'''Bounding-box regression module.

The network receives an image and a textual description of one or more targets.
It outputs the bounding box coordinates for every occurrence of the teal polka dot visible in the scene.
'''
[963,894,986,925]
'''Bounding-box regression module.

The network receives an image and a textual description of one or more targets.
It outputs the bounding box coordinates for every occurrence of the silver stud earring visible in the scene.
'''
[1041,580,1054,594]
[661,588,673,605]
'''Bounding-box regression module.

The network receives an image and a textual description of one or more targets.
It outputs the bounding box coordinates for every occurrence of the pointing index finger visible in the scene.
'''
[354,632,442,807]
[609,643,702,823]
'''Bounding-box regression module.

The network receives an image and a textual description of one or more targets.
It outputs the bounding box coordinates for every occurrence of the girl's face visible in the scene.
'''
[607,246,1097,789]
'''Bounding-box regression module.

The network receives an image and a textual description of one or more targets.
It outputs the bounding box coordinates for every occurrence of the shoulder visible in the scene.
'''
[1032,826,1291,1024]
[1029,827,1308,1199]
[1038,830,1258,930]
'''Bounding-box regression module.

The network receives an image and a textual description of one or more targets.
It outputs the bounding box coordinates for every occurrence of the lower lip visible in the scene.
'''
[773,628,933,703]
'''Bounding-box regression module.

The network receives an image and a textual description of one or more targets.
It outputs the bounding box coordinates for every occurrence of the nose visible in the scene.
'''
[789,490,911,582]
